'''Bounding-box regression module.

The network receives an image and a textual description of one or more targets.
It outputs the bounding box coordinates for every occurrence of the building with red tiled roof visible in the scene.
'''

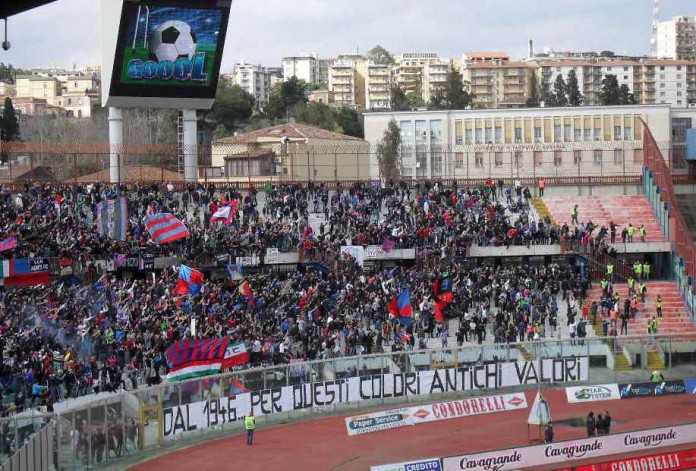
[211,123,369,181]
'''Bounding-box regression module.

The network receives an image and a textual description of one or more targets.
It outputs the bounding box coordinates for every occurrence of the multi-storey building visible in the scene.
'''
[657,16,696,61]
[462,60,534,109]
[537,58,696,108]
[231,62,270,109]
[462,52,510,65]
[363,105,696,179]
[329,60,357,109]
[266,67,284,88]
[282,54,318,84]
[15,75,61,102]
[423,60,452,103]
[365,63,392,111]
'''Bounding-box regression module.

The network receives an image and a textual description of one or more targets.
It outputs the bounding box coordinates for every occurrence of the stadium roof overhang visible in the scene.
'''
[1,0,57,18]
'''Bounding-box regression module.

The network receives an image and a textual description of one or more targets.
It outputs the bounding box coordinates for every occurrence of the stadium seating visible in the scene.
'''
[543,195,666,243]
[585,281,696,336]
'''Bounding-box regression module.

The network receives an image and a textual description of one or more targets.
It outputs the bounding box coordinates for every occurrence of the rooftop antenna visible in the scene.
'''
[650,0,660,57]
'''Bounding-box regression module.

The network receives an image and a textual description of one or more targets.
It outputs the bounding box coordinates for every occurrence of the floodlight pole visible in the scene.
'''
[182,109,198,182]
[109,107,124,184]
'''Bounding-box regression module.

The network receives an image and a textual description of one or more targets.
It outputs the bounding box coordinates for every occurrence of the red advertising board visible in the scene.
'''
[571,448,696,471]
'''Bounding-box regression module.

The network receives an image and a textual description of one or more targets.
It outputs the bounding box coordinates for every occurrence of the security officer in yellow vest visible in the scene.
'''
[651,370,665,383]
[627,224,635,243]
[643,261,651,281]
[633,261,642,280]
[639,282,647,303]
[606,263,614,282]
[656,294,663,318]
[639,225,647,242]
[627,276,635,295]
[245,410,256,445]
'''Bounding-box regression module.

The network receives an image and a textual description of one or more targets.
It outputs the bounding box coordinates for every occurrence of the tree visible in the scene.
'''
[600,50,616,58]
[1,97,19,141]
[553,75,568,107]
[526,73,540,107]
[599,74,621,105]
[296,102,340,133]
[334,108,364,138]
[428,69,472,110]
[376,119,401,178]
[390,86,409,111]
[619,84,636,105]
[566,69,583,106]
[264,77,308,120]
[208,83,255,131]
[367,46,395,65]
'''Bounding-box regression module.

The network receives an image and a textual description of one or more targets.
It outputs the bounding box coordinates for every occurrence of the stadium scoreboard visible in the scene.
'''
[101,0,232,109]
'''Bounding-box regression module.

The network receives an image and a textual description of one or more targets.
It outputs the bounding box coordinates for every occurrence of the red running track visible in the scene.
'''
[131,389,696,471]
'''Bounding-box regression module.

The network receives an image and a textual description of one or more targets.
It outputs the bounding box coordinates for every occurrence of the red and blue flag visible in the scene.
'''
[388,290,413,324]
[174,264,204,296]
[165,337,230,381]
[144,213,189,244]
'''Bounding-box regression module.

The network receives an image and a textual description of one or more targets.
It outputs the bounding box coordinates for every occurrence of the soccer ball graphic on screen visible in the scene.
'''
[148,20,197,63]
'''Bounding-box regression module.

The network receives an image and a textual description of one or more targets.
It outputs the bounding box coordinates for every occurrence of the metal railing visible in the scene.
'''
[0,414,54,471]
[14,333,696,470]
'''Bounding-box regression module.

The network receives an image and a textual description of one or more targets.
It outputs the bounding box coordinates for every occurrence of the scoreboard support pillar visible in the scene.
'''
[109,107,124,183]
[182,109,198,182]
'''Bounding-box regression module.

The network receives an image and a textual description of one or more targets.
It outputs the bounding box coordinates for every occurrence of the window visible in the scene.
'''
[514,127,522,142]
[661,83,665,88]
[534,151,543,166]
[554,151,563,166]
[660,92,666,97]
[678,100,683,105]
[607,67,613,72]
[573,150,582,164]
[584,129,592,141]
[660,74,665,79]
[594,149,603,165]
[624,127,632,140]
[678,91,683,97]
[624,67,629,72]
[514,151,523,168]
[660,66,665,71]
[475,152,484,168]
[613,148,624,165]
[465,129,473,145]
[455,152,464,169]
[614,125,622,140]
[564,126,572,142]
[594,128,602,141]
[554,125,562,141]
[677,74,682,79]
[574,128,582,141]
[485,127,493,143]
[677,66,682,71]
[678,83,682,88]
[494,152,503,167]
[534,126,542,141]
[495,127,503,143]
[475,129,483,142]
[624,75,629,80]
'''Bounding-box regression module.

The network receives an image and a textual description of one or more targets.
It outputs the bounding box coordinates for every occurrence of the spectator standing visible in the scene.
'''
[586,411,596,437]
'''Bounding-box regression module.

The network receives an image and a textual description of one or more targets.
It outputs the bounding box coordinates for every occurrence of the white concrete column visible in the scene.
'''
[182,109,198,182]
[108,107,123,184]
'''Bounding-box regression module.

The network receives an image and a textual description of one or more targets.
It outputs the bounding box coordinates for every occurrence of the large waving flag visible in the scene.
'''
[0,237,18,252]
[144,213,189,244]
[222,342,250,370]
[174,264,204,296]
[166,337,230,382]
[211,200,239,226]
[388,290,413,324]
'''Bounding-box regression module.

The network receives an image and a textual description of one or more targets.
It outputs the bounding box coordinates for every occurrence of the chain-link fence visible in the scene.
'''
[0,140,693,185]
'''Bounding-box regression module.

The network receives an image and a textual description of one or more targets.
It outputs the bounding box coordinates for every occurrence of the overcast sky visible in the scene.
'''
[2,0,695,72]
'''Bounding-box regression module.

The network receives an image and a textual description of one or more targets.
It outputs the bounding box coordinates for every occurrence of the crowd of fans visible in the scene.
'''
[0,179,594,414]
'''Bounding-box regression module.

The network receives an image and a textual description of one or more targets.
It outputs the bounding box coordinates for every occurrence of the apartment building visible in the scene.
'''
[0,82,15,97]
[423,60,452,103]
[363,105,694,179]
[266,67,284,88]
[15,75,61,102]
[462,52,510,65]
[282,54,318,84]
[366,63,392,111]
[231,62,270,109]
[538,58,696,108]
[657,16,696,61]
[462,61,534,109]
[327,55,367,109]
